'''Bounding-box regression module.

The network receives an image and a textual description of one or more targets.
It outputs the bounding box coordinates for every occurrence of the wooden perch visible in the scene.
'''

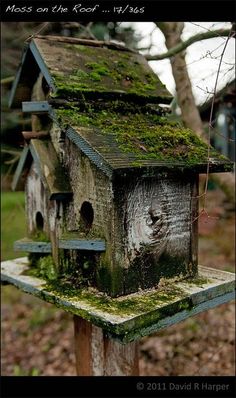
[22,131,49,140]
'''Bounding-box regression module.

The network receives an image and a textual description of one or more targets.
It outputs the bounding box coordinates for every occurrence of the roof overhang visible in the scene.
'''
[11,140,72,201]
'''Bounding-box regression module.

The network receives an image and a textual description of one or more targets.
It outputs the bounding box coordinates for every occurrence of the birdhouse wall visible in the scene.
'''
[58,137,121,292]
[109,172,199,295]
[52,131,199,296]
[25,162,60,263]
[62,138,113,237]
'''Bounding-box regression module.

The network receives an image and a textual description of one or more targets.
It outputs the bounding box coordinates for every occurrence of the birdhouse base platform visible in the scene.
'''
[1,257,235,343]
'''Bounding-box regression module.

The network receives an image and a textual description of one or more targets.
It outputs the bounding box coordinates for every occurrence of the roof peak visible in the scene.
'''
[28,35,135,53]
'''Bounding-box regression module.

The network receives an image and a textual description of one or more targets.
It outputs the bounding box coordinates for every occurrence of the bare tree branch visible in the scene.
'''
[145,29,234,61]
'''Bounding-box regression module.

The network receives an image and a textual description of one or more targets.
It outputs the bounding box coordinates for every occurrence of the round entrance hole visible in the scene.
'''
[80,201,94,231]
[35,211,44,230]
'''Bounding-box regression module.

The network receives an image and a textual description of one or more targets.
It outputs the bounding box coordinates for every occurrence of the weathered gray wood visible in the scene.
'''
[8,45,29,108]
[22,101,51,114]
[11,146,31,191]
[74,316,139,376]
[103,333,139,375]
[1,257,235,343]
[29,40,56,92]
[124,175,196,283]
[14,239,52,253]
[29,139,72,200]
[74,316,104,376]
[126,291,235,342]
[11,138,72,200]
[59,239,106,251]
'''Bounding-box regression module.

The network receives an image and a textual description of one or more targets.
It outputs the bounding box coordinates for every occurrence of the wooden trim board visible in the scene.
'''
[1,257,235,343]
[14,239,52,253]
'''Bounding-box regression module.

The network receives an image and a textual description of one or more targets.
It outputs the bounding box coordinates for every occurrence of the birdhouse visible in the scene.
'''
[10,35,233,298]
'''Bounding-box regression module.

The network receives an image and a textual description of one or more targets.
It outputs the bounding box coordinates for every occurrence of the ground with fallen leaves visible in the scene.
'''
[1,189,235,376]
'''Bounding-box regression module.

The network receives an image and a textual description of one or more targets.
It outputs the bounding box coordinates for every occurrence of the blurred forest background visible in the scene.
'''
[1,21,235,376]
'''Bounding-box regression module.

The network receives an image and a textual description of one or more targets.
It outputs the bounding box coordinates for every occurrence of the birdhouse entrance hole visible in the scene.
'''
[35,211,44,230]
[80,201,94,231]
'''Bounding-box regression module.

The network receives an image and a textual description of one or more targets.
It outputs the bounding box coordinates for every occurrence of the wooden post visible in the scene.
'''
[73,316,139,376]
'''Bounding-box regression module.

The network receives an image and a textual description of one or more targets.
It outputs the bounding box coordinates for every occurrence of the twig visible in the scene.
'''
[145,29,234,61]
[192,28,234,223]
[25,22,50,42]
[202,30,234,211]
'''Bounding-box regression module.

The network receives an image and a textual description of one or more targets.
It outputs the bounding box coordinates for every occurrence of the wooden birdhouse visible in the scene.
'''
[9,35,233,298]
[2,36,235,375]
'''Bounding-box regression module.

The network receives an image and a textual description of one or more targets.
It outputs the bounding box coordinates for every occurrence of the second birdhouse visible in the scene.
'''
[10,36,232,297]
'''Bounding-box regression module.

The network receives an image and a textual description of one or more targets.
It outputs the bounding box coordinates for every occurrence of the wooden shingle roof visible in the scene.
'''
[54,105,233,177]
[9,35,233,177]
[9,35,173,108]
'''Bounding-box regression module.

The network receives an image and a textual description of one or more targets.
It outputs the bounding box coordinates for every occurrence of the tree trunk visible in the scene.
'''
[157,22,204,137]
[156,22,234,206]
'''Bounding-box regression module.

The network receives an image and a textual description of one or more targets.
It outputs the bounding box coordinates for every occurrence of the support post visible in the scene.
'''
[73,316,139,376]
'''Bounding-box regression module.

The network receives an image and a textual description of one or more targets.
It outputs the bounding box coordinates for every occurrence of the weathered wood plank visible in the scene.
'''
[74,316,104,376]
[11,146,31,191]
[29,40,56,92]
[1,257,235,343]
[74,316,139,376]
[58,239,106,251]
[22,101,51,114]
[8,45,29,108]
[14,239,52,253]
[103,334,139,375]
[124,175,195,282]
[29,139,72,200]
[124,291,235,343]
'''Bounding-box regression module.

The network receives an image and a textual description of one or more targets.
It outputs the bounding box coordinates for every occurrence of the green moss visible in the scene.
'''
[96,265,124,296]
[55,103,223,165]
[85,62,110,76]
[29,231,50,242]
[157,252,197,279]
[184,276,209,287]
[178,301,192,310]
[43,278,187,316]
[36,277,195,341]
[25,254,57,281]
[50,46,170,100]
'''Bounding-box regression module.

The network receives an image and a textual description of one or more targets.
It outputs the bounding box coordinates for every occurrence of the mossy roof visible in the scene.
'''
[54,103,233,176]
[9,35,172,108]
[9,35,233,176]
